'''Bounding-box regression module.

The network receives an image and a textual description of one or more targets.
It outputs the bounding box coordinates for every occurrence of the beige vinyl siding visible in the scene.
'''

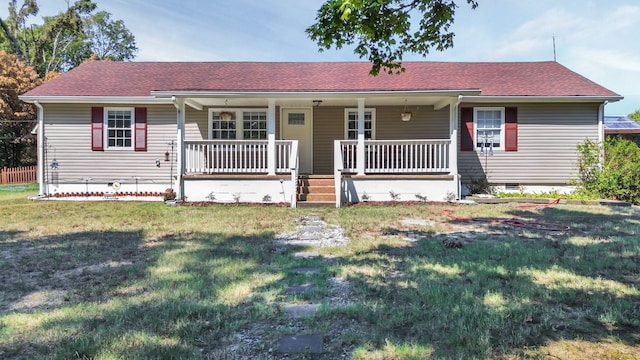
[312,105,450,174]
[375,106,450,140]
[185,106,207,140]
[458,103,600,185]
[43,103,177,185]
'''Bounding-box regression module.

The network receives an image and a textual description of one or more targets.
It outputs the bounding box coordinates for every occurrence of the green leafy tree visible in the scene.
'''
[0,1,138,166]
[34,10,138,73]
[629,109,640,123]
[0,0,38,60]
[0,1,137,77]
[307,0,478,75]
[82,11,137,62]
[0,0,96,77]
[0,51,41,167]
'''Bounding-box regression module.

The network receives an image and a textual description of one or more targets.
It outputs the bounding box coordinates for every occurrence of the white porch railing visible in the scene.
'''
[185,140,296,174]
[338,139,451,174]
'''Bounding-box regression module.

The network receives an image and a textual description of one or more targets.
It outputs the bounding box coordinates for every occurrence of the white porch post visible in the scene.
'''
[174,97,186,199]
[450,97,461,199]
[449,99,459,175]
[267,99,276,175]
[356,98,366,176]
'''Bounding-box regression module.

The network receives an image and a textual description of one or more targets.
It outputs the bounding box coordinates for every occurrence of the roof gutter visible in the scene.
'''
[19,96,175,104]
[152,89,483,99]
[20,93,622,104]
[458,95,623,103]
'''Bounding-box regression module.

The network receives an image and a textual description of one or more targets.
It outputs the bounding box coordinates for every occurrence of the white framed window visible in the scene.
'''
[210,110,237,139]
[243,111,267,139]
[209,109,268,140]
[105,107,134,149]
[345,108,376,140]
[475,107,504,150]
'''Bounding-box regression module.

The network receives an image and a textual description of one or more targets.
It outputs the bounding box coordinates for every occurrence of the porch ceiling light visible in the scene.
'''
[401,100,412,121]
[313,100,323,107]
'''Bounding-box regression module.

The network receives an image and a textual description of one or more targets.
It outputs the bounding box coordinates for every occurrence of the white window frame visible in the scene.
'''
[208,108,268,140]
[242,110,268,140]
[474,107,505,151]
[104,107,134,150]
[344,108,376,140]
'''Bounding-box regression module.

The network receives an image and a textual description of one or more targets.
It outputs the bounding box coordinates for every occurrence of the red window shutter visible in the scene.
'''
[91,107,104,151]
[134,107,147,151]
[460,107,474,151]
[504,107,518,151]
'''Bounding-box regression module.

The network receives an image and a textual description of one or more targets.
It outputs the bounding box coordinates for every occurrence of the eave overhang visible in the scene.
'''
[19,93,623,107]
[459,95,623,103]
[151,89,483,98]
[19,96,174,104]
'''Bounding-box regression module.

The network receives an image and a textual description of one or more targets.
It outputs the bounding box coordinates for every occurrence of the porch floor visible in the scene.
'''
[182,174,291,180]
[342,174,454,180]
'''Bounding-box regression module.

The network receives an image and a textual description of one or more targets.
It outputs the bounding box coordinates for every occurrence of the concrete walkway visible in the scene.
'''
[273,214,350,355]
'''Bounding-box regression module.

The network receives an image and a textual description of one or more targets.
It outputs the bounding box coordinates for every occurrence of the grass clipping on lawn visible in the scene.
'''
[0,187,639,359]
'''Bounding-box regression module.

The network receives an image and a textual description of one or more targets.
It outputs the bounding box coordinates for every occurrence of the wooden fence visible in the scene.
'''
[0,165,37,184]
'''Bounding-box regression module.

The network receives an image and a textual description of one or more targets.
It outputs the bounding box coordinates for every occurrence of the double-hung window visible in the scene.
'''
[345,109,375,140]
[210,111,237,139]
[92,107,146,152]
[475,107,504,150]
[243,111,267,139]
[106,108,134,149]
[209,109,268,140]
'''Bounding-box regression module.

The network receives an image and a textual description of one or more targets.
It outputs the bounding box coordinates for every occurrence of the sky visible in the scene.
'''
[4,0,640,115]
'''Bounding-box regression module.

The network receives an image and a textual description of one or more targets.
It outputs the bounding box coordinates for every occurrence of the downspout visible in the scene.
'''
[34,100,45,196]
[598,101,607,169]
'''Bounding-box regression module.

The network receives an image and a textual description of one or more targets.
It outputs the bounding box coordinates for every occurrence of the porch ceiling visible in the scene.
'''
[180,94,461,109]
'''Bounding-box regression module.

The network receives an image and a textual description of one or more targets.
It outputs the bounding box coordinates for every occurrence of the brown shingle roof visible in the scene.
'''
[23,61,620,97]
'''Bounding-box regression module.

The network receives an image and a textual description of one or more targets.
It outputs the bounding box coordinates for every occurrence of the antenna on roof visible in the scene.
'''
[552,35,557,62]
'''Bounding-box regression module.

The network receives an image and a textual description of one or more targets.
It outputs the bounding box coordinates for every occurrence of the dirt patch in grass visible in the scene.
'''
[0,231,155,312]
[528,338,640,360]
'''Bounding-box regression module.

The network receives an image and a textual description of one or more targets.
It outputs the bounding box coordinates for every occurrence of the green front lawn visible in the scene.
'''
[1,186,638,359]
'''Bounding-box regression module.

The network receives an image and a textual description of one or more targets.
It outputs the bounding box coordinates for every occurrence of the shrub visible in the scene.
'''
[576,137,640,204]
[575,139,601,193]
[467,176,491,195]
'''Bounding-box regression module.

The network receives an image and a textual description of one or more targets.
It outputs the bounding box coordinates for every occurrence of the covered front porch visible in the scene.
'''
[164,92,469,207]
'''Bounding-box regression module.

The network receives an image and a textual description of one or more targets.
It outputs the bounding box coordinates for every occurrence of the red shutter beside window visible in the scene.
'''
[134,107,147,151]
[504,107,518,151]
[460,107,474,151]
[91,107,104,151]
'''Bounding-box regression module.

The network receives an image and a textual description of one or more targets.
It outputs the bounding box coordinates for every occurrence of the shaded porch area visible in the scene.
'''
[169,92,466,207]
